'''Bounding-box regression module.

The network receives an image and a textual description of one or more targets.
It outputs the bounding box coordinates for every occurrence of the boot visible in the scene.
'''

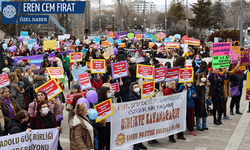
[217,116,222,125]
[236,108,242,115]
[214,117,220,125]
[230,108,234,115]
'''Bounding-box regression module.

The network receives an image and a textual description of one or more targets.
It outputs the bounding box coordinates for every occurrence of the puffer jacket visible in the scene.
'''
[33,74,47,89]
[69,115,94,150]
[6,119,28,134]
[9,81,26,110]
[178,84,198,108]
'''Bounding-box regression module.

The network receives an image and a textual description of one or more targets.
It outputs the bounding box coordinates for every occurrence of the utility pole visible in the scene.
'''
[165,0,167,37]
[186,0,188,36]
[144,0,146,32]
[121,0,123,31]
[99,0,101,35]
[240,0,244,47]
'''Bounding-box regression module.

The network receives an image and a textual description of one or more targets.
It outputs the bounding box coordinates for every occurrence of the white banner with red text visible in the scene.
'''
[110,92,187,149]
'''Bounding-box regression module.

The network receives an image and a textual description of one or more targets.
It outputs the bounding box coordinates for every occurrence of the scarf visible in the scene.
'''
[1,98,15,119]
[194,60,201,74]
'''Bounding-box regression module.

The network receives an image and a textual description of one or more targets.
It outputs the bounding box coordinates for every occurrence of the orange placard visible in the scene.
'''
[102,41,109,47]
[136,34,142,39]
[109,33,113,38]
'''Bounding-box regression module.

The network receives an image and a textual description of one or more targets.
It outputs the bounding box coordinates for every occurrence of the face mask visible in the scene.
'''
[134,88,140,93]
[22,121,28,126]
[196,57,200,60]
[200,46,202,49]
[187,84,192,87]
[45,73,48,76]
[89,76,92,80]
[200,51,203,54]
[113,55,116,58]
[86,109,89,115]
[41,107,49,115]
[173,59,176,61]
[150,61,152,65]
[201,78,206,82]
[107,92,112,98]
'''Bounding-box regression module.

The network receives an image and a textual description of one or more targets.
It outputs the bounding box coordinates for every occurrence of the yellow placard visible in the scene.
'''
[136,64,154,80]
[70,52,83,62]
[178,68,194,83]
[141,81,155,99]
[90,59,106,73]
[246,72,250,101]
[94,99,113,122]
[44,40,57,50]
[232,46,241,55]
[240,65,246,70]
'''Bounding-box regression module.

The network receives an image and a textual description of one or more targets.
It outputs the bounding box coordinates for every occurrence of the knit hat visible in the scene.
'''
[25,66,31,71]
[72,84,80,90]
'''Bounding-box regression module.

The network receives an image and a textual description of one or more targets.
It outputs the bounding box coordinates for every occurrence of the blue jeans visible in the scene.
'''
[196,117,207,129]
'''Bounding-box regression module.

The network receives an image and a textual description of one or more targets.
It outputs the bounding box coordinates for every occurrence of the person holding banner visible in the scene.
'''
[0,87,21,134]
[163,81,186,142]
[6,110,32,134]
[69,103,94,150]
[209,68,229,125]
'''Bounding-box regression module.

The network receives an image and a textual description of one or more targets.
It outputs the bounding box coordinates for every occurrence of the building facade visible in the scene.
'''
[131,0,156,14]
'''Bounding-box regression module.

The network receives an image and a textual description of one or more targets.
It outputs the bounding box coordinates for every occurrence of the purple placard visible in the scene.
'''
[111,60,128,79]
[164,66,181,82]
[77,72,92,90]
[241,49,249,66]
[111,82,120,92]
[153,66,167,83]
[119,31,127,36]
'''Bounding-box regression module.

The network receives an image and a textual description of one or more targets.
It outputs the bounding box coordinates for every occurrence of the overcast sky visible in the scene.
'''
[101,0,206,5]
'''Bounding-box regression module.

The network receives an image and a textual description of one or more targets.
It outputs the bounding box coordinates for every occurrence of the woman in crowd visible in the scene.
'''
[209,68,229,125]
[0,87,21,133]
[230,64,244,115]
[41,59,51,69]
[6,110,32,134]
[53,53,64,73]
[33,68,47,90]
[3,58,12,70]
[186,50,194,60]
[30,64,38,75]
[192,54,202,74]
[195,72,209,131]
[62,52,71,89]
[87,71,103,90]
[51,96,63,127]
[163,81,186,142]
[23,66,35,83]
[69,103,94,150]
[28,90,54,117]
[198,61,209,75]
[85,47,96,63]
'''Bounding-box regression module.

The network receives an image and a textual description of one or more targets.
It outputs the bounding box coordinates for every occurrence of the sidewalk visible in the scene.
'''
[60,82,250,150]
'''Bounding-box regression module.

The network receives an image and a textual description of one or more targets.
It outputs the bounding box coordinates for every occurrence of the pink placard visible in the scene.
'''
[213,42,231,56]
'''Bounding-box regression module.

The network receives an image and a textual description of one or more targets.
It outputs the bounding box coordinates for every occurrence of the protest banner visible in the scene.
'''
[232,46,241,54]
[158,46,166,55]
[136,64,154,79]
[58,35,65,41]
[230,50,240,64]
[93,37,100,44]
[70,45,76,50]
[109,33,114,38]
[164,67,180,82]
[120,31,127,36]
[64,34,70,39]
[164,38,171,43]
[183,39,200,46]
[77,72,92,90]
[0,73,9,88]
[165,42,180,49]
[111,60,128,79]
[67,93,85,104]
[246,72,250,101]
[107,37,114,44]
[136,34,142,39]
[94,99,113,122]
[64,42,72,46]
[35,79,62,100]
[212,55,230,68]
[153,67,167,83]
[71,66,88,81]
[111,82,120,92]
[110,92,187,149]
[70,52,82,62]
[106,47,114,57]
[102,41,109,47]
[86,62,91,70]
[212,42,231,56]
[241,49,249,66]
[178,68,193,83]
[44,40,57,50]
[145,34,153,39]
[28,39,36,45]
[91,59,106,73]
[47,67,64,79]
[20,31,28,37]
[0,128,59,149]
[141,81,155,99]
[116,39,122,45]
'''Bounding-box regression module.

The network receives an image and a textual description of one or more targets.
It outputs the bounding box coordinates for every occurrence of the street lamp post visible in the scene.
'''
[144,19,146,32]
[134,18,137,30]
[217,22,220,31]
[121,19,123,31]
[99,19,101,35]
[112,14,115,31]
[193,14,196,37]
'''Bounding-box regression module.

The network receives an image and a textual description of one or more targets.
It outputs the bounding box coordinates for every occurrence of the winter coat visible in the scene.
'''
[163,88,177,96]
[66,104,75,123]
[221,68,236,98]
[208,72,230,97]
[6,119,27,134]
[69,115,94,150]
[20,76,32,100]
[0,125,3,136]
[230,72,244,93]
[178,85,198,108]
[91,78,103,90]
[9,81,26,110]
[121,76,131,93]
[33,74,47,89]
[28,100,54,117]
[11,60,23,72]
[0,98,21,129]
[53,98,62,118]
[128,91,141,101]
[0,103,5,131]
[29,111,58,129]
[54,57,64,73]
[195,85,208,118]
[24,72,35,83]
[62,56,70,71]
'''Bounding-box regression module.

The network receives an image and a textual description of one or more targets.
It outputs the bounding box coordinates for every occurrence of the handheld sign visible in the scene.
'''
[245,72,250,101]
[35,79,63,100]
[44,40,57,50]
[111,82,120,92]
[93,37,100,44]
[102,41,109,47]
[178,68,193,83]
[71,66,88,81]
[183,39,200,46]
[28,39,36,45]
[77,72,92,90]
[153,67,167,83]
[90,59,106,73]
[0,73,9,88]
[86,62,91,70]
[67,93,85,104]
[136,64,154,79]
[241,49,249,66]
[47,67,64,79]
[141,81,155,99]
[212,55,230,68]
[165,67,180,82]
[20,31,28,37]
[213,42,231,56]
[70,52,82,62]
[111,60,128,79]
[136,34,142,39]
[94,99,113,122]
[165,42,180,49]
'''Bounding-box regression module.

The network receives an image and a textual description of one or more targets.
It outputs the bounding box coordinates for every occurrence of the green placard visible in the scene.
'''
[127,33,134,39]
[153,35,157,40]
[212,55,230,68]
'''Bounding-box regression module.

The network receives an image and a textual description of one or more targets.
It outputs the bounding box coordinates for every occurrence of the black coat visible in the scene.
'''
[128,91,141,101]
[230,72,244,91]
[121,76,131,93]
[195,85,208,118]
[6,119,27,135]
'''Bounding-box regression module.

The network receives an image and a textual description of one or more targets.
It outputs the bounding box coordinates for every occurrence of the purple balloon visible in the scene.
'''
[135,31,138,35]
[18,37,23,43]
[145,32,148,34]
[86,90,98,104]
[114,47,118,55]
[9,47,15,52]
[34,44,39,50]
[77,98,90,108]
[142,34,144,38]
[13,46,17,51]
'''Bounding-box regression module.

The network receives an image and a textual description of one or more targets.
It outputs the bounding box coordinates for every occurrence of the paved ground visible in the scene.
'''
[60,81,250,150]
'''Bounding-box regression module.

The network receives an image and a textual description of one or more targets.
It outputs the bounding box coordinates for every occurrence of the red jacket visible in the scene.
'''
[29,112,58,129]
[163,88,177,96]
[91,79,103,89]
